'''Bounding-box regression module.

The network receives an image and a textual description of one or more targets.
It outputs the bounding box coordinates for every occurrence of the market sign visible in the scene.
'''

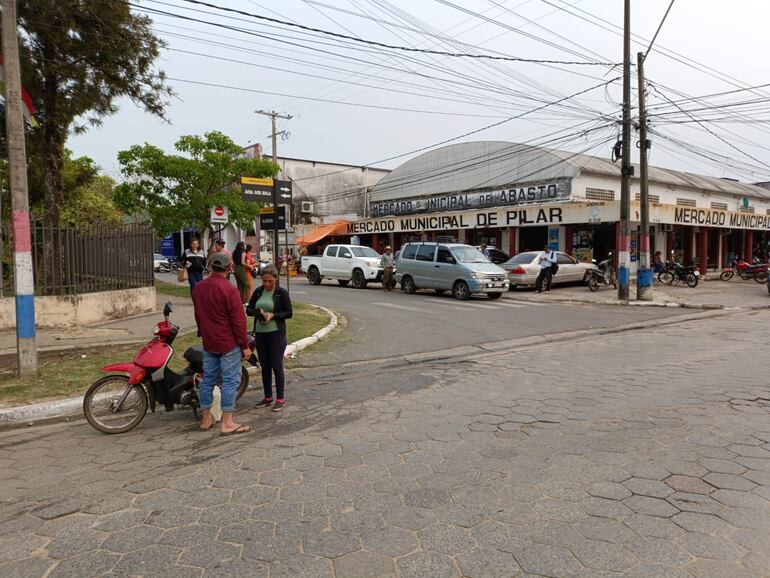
[369,180,570,217]
[667,206,770,231]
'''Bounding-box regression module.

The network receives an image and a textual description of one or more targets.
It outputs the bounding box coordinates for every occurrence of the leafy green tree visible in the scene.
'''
[114,131,278,236]
[61,175,122,227]
[14,0,171,226]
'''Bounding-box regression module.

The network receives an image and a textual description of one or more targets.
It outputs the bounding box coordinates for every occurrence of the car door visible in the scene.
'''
[432,245,457,291]
[555,252,579,282]
[337,246,354,279]
[414,245,437,288]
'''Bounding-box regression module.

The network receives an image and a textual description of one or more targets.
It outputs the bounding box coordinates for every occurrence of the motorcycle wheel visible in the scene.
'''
[685,273,699,287]
[658,271,674,285]
[754,271,769,284]
[83,375,148,434]
[588,277,598,292]
[719,271,734,281]
[236,366,249,400]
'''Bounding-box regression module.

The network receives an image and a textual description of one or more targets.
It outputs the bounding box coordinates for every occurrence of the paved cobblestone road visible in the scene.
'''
[1,309,769,577]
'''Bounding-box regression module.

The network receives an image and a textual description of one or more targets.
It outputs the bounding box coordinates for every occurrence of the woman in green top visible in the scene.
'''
[246,265,293,412]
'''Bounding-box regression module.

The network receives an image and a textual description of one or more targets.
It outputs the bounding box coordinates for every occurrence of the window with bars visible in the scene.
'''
[634,193,660,203]
[738,206,755,213]
[766,209,770,215]
[585,187,615,201]
[676,198,697,207]
[710,202,728,210]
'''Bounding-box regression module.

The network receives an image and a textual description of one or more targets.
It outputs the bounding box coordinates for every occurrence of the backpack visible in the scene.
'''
[550,252,559,275]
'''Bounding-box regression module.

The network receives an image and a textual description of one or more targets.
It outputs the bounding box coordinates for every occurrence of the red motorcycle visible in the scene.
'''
[720,259,769,283]
[83,302,250,434]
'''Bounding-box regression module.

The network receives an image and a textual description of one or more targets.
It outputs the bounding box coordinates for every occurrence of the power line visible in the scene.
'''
[644,0,675,61]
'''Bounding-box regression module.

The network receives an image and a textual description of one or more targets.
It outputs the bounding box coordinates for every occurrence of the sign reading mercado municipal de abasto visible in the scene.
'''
[369,180,570,217]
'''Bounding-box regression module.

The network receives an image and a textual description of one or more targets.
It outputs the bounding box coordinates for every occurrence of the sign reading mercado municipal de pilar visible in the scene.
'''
[369,180,570,217]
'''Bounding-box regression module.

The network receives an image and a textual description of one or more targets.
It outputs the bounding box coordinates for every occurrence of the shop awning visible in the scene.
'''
[296,220,351,246]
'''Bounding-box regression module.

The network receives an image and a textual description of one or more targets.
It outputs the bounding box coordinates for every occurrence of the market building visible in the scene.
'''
[346,141,770,273]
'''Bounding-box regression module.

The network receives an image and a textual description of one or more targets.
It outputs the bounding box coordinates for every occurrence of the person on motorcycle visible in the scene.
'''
[192,252,251,436]
[652,251,664,273]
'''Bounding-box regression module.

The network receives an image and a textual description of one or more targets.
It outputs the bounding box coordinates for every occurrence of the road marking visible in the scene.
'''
[453,302,499,310]
[291,290,309,295]
[493,301,526,308]
[427,301,470,311]
[371,302,427,313]
[506,299,544,306]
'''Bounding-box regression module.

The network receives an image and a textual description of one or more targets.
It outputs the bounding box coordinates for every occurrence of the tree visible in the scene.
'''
[14,0,171,226]
[114,131,278,236]
[61,174,122,227]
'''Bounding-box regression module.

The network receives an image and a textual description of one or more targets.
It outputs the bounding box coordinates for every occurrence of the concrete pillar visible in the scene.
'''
[458,229,466,243]
[698,228,708,274]
[746,230,754,261]
[507,227,516,256]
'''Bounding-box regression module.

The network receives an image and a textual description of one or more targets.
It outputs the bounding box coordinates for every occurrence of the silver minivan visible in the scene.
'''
[395,242,509,300]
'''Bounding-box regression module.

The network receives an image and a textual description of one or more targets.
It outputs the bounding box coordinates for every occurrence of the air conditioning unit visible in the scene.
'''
[300,201,314,213]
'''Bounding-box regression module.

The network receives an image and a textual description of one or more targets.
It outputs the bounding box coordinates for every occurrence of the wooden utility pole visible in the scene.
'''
[2,0,38,375]
[617,0,632,301]
[255,109,292,276]
[636,51,653,300]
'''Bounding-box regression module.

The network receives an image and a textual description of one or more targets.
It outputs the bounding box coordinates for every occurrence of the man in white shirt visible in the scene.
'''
[536,244,557,293]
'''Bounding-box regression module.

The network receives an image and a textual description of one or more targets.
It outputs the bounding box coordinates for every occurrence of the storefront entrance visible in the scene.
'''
[518,226,548,253]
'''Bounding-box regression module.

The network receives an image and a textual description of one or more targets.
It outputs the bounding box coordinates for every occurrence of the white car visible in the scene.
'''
[153,253,170,272]
[301,244,382,289]
[500,251,596,289]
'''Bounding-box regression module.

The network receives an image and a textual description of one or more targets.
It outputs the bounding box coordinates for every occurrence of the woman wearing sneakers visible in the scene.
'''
[246,265,292,412]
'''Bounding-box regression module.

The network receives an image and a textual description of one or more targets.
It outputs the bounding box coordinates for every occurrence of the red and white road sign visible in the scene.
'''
[210,206,229,224]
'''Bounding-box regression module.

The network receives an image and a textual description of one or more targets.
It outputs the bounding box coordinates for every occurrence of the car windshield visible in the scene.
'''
[154,254,165,260]
[351,247,379,258]
[504,252,540,265]
[451,246,488,263]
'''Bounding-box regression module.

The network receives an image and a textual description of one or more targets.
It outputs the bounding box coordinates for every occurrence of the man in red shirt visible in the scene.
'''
[192,252,251,435]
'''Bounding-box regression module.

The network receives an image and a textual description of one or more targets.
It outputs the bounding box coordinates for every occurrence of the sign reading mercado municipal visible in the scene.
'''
[369,180,569,217]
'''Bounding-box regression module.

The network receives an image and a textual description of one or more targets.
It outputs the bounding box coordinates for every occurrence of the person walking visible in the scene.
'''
[233,241,251,304]
[245,244,257,297]
[535,244,557,293]
[246,265,292,412]
[380,245,395,291]
[192,252,251,435]
[181,238,206,293]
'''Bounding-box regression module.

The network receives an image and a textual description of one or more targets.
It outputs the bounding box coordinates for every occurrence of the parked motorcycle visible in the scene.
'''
[658,260,700,287]
[83,302,251,434]
[584,253,616,291]
[719,259,768,283]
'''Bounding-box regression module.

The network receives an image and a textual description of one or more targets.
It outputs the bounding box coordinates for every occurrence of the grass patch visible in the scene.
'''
[0,302,331,407]
[155,281,191,299]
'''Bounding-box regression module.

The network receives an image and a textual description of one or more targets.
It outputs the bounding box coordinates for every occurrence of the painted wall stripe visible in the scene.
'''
[12,210,32,252]
[15,293,36,338]
[14,251,34,291]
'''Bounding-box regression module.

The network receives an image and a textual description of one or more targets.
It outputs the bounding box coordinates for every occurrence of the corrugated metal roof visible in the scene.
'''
[371,141,770,201]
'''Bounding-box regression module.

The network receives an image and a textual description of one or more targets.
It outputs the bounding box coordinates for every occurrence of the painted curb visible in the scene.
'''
[0,304,339,427]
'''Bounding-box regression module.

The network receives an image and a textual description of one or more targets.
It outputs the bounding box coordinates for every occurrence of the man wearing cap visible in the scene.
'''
[192,252,251,436]
[380,245,395,291]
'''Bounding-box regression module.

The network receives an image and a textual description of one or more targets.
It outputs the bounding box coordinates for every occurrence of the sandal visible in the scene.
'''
[220,424,251,437]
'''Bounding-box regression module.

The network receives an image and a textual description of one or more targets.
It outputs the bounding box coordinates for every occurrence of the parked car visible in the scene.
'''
[501,251,596,289]
[153,253,170,272]
[396,242,509,300]
[301,244,382,289]
[474,245,509,264]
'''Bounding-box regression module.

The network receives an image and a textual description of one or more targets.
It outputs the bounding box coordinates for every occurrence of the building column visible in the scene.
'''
[457,229,466,243]
[564,225,573,256]
[372,233,380,252]
[507,227,516,256]
[698,227,708,274]
[665,229,673,258]
[746,230,754,260]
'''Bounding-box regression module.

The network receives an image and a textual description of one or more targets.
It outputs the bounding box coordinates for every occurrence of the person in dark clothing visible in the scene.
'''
[246,264,292,412]
[232,241,250,303]
[192,252,251,435]
[182,238,206,293]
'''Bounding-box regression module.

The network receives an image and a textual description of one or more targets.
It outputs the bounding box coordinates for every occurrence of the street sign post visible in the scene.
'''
[210,205,229,224]
[241,176,273,203]
[259,206,286,230]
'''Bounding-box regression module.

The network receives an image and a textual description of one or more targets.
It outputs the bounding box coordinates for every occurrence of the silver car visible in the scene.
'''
[500,251,596,289]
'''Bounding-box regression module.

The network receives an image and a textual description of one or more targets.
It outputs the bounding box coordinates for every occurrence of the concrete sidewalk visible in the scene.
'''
[505,277,770,310]
[0,295,196,358]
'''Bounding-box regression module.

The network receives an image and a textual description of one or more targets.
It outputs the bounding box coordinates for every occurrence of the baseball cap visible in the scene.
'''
[211,252,231,270]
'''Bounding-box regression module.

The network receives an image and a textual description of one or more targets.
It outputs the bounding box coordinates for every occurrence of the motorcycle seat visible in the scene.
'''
[183,344,204,365]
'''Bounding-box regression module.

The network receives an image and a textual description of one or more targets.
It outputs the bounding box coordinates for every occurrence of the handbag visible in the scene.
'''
[177,267,188,282]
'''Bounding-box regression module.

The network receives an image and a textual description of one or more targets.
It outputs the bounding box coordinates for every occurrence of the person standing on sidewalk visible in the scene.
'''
[380,245,395,291]
[192,252,251,435]
[232,241,251,304]
[182,238,206,294]
[247,265,292,412]
[535,244,557,293]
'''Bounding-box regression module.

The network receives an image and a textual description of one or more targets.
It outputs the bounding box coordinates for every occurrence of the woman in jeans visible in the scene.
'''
[181,238,206,293]
[232,241,250,303]
[246,265,292,412]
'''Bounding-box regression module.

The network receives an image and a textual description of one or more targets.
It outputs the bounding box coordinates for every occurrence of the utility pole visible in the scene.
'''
[255,109,292,278]
[3,0,37,376]
[617,0,632,301]
[636,51,653,300]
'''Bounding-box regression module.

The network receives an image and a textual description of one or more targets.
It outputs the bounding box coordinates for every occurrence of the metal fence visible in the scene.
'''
[0,221,154,297]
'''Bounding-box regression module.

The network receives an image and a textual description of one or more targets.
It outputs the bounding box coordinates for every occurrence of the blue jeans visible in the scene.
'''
[200,347,242,412]
[188,272,204,292]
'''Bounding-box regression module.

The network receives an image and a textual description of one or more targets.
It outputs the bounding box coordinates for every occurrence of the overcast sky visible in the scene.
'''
[68,0,770,185]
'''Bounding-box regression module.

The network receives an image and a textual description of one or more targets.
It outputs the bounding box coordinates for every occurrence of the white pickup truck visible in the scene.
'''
[301,244,383,289]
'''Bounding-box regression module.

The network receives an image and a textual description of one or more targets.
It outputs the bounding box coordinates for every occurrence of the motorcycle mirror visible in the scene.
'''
[163,302,173,317]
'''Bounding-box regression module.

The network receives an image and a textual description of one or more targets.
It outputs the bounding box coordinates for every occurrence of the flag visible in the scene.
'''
[0,53,38,127]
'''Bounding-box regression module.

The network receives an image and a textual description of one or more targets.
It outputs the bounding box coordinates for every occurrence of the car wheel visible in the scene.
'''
[337,280,350,287]
[352,269,367,289]
[307,267,321,285]
[487,292,502,300]
[401,275,416,294]
[453,280,470,300]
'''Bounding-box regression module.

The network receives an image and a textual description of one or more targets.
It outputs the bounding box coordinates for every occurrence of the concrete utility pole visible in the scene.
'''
[636,51,653,300]
[617,0,632,301]
[2,0,37,376]
[255,109,292,274]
